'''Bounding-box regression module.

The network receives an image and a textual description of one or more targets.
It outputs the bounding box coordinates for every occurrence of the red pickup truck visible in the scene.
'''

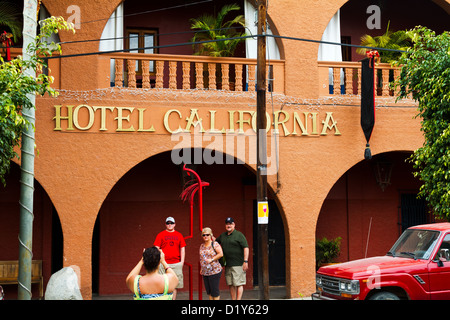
[312,222,450,300]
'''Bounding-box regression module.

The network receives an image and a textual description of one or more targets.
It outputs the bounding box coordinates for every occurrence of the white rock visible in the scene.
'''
[44,266,82,300]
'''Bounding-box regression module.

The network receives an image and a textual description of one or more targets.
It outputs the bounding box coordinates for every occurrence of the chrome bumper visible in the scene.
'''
[311,292,336,300]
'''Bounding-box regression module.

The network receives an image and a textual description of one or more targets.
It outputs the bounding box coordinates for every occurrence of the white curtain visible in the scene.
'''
[39,6,59,44]
[318,10,344,91]
[244,1,280,91]
[244,0,280,60]
[99,3,124,85]
[318,10,342,61]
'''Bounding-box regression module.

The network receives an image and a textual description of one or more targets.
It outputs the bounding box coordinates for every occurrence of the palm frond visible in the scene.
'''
[190,3,245,57]
[215,3,241,29]
[357,21,412,63]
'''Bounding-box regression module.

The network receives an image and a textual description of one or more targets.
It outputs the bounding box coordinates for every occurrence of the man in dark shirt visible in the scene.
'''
[216,217,249,300]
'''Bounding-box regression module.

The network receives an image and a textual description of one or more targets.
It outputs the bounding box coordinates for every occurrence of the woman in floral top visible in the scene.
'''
[199,227,224,300]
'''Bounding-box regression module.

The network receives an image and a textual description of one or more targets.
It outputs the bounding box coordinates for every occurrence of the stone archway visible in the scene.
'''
[338,0,450,62]
[0,162,63,299]
[316,151,423,266]
[92,148,287,297]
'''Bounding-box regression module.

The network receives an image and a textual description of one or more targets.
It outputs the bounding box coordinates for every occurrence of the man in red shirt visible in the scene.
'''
[154,216,186,299]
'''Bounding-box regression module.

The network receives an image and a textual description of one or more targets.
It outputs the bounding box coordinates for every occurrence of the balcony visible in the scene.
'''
[101,53,413,107]
[4,48,415,106]
[105,52,285,94]
[318,61,413,104]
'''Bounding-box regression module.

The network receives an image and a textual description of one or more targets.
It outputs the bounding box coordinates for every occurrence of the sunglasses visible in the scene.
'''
[166,222,175,225]
[202,234,210,237]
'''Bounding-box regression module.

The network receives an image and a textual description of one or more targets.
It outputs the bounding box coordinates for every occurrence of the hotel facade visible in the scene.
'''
[1,0,449,299]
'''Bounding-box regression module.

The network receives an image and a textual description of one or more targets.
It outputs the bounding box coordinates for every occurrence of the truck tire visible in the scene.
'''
[368,291,400,300]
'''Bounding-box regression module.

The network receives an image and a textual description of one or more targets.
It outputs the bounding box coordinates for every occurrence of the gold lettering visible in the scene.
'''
[228,111,235,133]
[115,107,135,132]
[137,108,155,132]
[321,112,341,135]
[164,109,183,133]
[311,112,318,135]
[208,110,225,133]
[53,105,74,131]
[92,106,115,131]
[237,110,254,133]
[251,112,271,132]
[274,110,290,136]
[185,108,205,133]
[73,104,94,130]
[51,105,342,137]
[292,112,309,136]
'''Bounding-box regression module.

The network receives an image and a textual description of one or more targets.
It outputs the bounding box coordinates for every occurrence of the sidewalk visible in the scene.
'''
[92,286,310,300]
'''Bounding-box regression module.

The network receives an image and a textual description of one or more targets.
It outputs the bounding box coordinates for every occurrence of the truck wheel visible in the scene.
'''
[368,291,400,300]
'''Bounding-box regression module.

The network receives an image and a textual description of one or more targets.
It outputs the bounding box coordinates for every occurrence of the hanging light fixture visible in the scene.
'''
[374,160,393,191]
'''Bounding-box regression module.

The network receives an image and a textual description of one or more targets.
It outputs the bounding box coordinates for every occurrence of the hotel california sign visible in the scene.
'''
[53,105,341,137]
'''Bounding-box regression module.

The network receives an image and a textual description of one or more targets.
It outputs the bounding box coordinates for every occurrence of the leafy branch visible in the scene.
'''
[0,16,74,186]
[394,27,450,220]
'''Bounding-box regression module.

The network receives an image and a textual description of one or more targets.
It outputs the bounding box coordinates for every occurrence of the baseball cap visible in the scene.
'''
[166,217,175,224]
[225,217,234,224]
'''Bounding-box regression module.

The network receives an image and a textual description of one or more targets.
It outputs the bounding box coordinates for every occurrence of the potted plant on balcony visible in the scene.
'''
[190,3,246,57]
[190,3,246,89]
[356,22,411,95]
[316,236,342,269]
[357,22,411,63]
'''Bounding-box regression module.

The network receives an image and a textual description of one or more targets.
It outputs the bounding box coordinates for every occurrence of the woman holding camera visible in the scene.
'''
[126,247,178,300]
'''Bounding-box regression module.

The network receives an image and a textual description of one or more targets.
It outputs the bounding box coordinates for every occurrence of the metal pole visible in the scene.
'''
[256,0,269,300]
[18,0,37,300]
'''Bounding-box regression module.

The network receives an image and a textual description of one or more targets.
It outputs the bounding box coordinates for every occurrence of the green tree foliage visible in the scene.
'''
[0,16,74,186]
[190,3,246,57]
[357,21,412,63]
[395,27,450,221]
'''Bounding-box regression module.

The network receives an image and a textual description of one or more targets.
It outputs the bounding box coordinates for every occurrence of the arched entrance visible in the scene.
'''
[0,162,63,299]
[316,151,431,265]
[92,149,286,297]
[338,0,449,62]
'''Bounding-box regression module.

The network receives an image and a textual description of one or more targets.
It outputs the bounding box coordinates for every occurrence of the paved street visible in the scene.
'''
[92,286,310,300]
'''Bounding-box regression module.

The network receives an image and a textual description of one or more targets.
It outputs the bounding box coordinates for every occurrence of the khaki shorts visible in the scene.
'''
[159,262,184,288]
[225,266,246,287]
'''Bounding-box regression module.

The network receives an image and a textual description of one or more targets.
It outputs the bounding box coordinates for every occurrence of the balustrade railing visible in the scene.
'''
[107,53,285,93]
[318,61,402,98]
[5,49,406,100]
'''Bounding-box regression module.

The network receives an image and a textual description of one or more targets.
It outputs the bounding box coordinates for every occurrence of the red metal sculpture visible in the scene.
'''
[180,164,209,239]
[180,164,209,300]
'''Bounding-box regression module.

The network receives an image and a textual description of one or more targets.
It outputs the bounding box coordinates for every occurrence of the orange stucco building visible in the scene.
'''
[1,0,449,299]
